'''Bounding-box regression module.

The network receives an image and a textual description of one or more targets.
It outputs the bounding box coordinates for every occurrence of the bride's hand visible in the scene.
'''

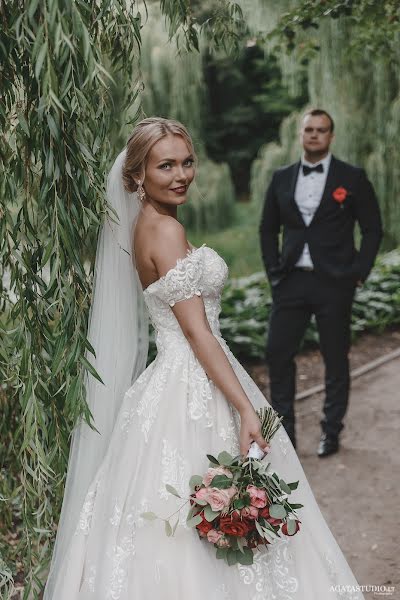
[239,407,270,457]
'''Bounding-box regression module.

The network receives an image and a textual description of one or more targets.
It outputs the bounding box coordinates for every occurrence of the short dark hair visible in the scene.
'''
[302,109,335,132]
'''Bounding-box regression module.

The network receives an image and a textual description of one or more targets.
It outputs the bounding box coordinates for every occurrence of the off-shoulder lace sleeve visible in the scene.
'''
[158,248,204,307]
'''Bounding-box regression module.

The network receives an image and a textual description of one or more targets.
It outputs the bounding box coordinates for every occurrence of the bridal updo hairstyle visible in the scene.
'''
[122,117,196,194]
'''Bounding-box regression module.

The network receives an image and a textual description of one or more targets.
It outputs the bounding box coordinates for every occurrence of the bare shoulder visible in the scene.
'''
[152,214,186,241]
[135,212,190,279]
[150,215,189,257]
[135,213,186,253]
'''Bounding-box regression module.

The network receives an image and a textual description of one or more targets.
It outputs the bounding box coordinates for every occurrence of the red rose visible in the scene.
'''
[243,517,256,532]
[281,520,301,536]
[219,512,250,537]
[259,506,270,518]
[332,187,348,203]
[196,512,213,535]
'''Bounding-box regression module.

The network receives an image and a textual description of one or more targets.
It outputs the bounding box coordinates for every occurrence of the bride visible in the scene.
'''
[44,117,364,599]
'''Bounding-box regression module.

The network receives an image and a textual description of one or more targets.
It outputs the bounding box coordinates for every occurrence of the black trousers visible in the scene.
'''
[266,270,356,443]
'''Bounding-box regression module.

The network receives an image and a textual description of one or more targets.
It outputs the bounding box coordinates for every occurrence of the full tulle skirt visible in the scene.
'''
[49,338,364,600]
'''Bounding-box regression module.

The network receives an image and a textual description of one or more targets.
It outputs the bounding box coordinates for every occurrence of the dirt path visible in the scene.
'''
[294,357,400,599]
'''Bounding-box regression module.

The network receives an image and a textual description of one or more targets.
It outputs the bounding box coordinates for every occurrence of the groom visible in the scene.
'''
[259,109,383,456]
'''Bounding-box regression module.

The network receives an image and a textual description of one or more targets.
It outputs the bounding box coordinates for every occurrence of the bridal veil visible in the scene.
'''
[44,150,149,597]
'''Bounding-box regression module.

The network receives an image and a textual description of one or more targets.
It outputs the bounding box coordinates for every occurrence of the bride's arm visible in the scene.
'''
[151,220,269,456]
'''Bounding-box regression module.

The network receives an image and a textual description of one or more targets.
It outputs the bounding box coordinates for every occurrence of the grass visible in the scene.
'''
[188,203,264,278]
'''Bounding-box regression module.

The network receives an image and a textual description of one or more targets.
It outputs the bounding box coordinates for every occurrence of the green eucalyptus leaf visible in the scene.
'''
[186,514,203,528]
[287,519,297,535]
[165,484,181,498]
[217,451,234,466]
[216,547,228,559]
[194,498,207,506]
[269,504,287,519]
[227,549,238,566]
[206,454,220,465]
[204,505,220,522]
[165,520,173,537]
[255,520,265,537]
[237,547,254,565]
[172,517,180,536]
[287,503,303,510]
[189,475,203,490]
[209,474,233,489]
[279,479,292,495]
[141,512,158,521]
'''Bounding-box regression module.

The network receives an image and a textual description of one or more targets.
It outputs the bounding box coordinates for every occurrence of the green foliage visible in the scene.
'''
[161,0,246,52]
[1,2,143,596]
[187,202,264,276]
[219,250,400,360]
[250,111,301,209]
[271,0,400,56]
[140,7,205,143]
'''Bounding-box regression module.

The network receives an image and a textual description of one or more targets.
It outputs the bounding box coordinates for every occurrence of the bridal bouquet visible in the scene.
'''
[143,407,303,567]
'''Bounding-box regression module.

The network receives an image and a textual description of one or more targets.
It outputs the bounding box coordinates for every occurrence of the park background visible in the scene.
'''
[1,1,400,598]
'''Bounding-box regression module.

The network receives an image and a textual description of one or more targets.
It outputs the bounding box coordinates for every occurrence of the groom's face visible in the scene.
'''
[300,114,334,158]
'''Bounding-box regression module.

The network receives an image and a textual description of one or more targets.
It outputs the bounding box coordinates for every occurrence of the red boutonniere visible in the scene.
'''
[332,187,349,207]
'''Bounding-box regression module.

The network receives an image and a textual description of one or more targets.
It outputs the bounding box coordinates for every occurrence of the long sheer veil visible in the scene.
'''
[44,149,149,597]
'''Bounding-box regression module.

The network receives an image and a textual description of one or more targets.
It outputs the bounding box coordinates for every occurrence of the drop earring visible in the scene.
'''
[137,180,146,202]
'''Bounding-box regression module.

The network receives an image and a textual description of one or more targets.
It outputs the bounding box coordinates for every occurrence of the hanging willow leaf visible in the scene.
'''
[1,3,248,596]
[35,41,48,80]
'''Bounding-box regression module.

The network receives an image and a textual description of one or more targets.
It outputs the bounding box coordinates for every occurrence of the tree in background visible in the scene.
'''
[272,0,400,57]
[203,43,307,199]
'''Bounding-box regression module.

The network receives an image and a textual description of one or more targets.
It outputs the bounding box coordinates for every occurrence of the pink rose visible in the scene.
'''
[195,487,210,502]
[207,529,223,544]
[207,487,236,512]
[247,485,268,509]
[202,466,233,487]
[216,535,231,548]
[241,505,259,520]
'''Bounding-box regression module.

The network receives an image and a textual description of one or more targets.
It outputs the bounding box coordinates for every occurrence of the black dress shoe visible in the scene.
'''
[317,433,339,458]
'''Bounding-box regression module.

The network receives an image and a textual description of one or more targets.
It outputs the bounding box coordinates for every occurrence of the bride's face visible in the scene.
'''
[143,134,195,207]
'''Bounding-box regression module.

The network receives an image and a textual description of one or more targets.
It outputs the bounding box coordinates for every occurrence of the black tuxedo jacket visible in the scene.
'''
[259,156,383,287]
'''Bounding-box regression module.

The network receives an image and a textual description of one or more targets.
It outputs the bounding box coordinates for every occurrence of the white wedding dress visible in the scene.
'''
[49,244,364,600]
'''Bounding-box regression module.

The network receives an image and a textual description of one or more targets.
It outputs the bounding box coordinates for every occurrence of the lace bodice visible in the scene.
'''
[143,245,228,352]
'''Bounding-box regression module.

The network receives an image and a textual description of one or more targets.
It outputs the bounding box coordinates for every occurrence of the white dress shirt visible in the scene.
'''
[294,152,332,268]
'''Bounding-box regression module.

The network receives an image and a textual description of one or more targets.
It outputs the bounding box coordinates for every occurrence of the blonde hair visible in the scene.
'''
[122,117,196,193]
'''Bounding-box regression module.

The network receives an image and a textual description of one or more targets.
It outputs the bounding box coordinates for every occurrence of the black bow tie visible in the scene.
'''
[302,163,324,176]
